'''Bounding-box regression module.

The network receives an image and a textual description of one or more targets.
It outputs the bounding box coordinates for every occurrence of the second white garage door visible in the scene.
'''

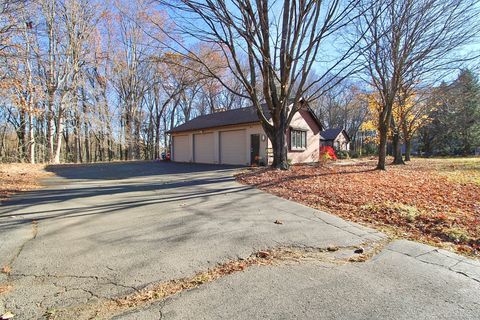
[194,133,214,164]
[220,130,246,165]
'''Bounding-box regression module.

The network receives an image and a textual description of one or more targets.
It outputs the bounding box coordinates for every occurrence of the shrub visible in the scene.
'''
[336,150,350,159]
[319,146,337,161]
[349,151,359,158]
[363,143,378,155]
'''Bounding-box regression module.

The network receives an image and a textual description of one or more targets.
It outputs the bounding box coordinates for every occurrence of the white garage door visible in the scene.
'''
[194,133,214,163]
[220,130,246,165]
[173,135,190,162]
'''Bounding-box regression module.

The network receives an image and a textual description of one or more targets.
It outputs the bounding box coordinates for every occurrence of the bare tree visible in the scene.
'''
[153,0,363,169]
[356,0,480,169]
[0,0,28,53]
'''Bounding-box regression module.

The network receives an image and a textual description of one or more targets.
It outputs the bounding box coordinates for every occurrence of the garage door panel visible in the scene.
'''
[194,133,214,164]
[173,135,189,162]
[220,130,246,165]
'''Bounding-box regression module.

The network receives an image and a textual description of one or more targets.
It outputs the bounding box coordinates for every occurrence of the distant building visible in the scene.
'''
[320,128,350,151]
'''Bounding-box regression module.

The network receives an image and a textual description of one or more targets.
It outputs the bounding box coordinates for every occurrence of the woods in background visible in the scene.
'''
[0,0,479,165]
[0,0,246,164]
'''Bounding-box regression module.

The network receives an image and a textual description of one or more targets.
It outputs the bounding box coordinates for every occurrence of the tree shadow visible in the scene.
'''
[0,162,248,231]
[45,161,241,181]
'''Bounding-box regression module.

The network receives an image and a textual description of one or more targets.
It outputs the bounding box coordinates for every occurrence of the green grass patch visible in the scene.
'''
[417,157,480,185]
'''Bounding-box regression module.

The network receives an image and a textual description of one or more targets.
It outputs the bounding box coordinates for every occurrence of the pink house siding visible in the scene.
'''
[287,109,321,164]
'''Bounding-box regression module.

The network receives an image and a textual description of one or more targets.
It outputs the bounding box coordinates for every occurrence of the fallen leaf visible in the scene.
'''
[1,311,15,319]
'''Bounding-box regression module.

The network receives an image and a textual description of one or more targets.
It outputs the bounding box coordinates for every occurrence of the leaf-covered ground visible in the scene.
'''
[236,158,480,257]
[0,163,51,202]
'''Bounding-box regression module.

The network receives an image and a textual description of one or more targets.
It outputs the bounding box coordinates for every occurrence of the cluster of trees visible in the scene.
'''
[312,82,371,154]
[0,0,246,164]
[0,0,479,169]
[313,69,480,160]
[421,70,480,156]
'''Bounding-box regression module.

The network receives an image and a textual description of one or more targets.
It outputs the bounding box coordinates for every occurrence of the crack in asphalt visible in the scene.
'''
[3,220,38,274]
[43,240,389,320]
[9,272,140,293]
[311,211,384,240]
[386,248,480,284]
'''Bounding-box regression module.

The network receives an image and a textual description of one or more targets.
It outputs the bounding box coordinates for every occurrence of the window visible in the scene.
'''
[290,129,307,150]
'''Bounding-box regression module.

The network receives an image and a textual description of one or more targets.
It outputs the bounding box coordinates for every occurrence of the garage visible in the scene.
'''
[173,135,190,162]
[220,130,246,165]
[193,133,215,163]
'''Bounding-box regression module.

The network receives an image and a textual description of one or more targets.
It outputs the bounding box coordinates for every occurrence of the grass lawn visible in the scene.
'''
[237,157,480,257]
[0,163,51,202]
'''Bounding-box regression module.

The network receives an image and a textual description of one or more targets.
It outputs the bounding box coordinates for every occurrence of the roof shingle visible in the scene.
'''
[167,105,271,133]
[320,128,345,141]
[167,101,322,134]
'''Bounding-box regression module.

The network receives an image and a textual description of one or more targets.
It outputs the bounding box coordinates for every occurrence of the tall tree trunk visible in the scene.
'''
[264,114,289,170]
[392,131,405,165]
[124,114,132,160]
[74,106,82,163]
[52,106,64,164]
[155,114,161,159]
[83,115,90,163]
[404,139,412,161]
[47,99,55,162]
[377,123,388,170]
[18,109,27,162]
[270,131,288,169]
[28,112,35,164]
[163,115,168,156]
[78,87,90,162]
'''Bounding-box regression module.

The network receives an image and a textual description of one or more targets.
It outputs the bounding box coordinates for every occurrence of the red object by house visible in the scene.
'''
[320,146,337,160]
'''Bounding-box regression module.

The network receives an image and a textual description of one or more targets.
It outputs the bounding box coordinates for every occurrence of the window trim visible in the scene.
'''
[290,129,307,151]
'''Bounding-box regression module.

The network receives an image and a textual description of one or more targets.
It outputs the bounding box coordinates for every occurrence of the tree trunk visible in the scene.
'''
[392,131,405,165]
[74,110,82,163]
[271,132,288,169]
[18,109,27,162]
[28,112,35,164]
[81,89,91,162]
[124,114,132,160]
[377,123,388,170]
[155,114,161,159]
[263,117,289,170]
[404,139,412,161]
[52,106,64,164]
[47,98,55,162]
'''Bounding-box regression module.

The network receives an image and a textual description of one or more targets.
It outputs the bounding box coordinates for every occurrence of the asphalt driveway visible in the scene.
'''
[0,162,479,319]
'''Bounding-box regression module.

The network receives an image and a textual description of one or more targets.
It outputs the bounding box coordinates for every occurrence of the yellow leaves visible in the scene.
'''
[362,90,431,138]
[360,120,377,132]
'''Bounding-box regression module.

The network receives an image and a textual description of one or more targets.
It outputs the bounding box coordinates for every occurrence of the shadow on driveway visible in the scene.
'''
[45,161,241,180]
[0,161,248,231]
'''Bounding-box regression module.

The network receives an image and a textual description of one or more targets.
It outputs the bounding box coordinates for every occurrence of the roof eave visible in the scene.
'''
[167,120,262,135]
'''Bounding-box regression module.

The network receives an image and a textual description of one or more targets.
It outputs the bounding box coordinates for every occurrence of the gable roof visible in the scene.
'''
[320,128,350,141]
[168,102,322,134]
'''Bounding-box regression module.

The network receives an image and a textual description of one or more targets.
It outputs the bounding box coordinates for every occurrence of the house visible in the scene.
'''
[167,103,323,166]
[320,128,350,151]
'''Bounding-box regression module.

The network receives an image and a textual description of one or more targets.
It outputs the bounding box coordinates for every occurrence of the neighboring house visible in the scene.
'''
[167,103,323,166]
[320,128,350,151]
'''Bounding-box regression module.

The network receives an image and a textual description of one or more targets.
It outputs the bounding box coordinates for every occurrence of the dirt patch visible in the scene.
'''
[0,163,51,202]
[236,158,480,257]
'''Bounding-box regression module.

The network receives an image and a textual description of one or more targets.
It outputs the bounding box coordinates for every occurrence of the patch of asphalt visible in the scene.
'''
[43,240,390,320]
[3,162,478,319]
[0,162,385,319]
[117,239,480,320]
[384,240,480,283]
